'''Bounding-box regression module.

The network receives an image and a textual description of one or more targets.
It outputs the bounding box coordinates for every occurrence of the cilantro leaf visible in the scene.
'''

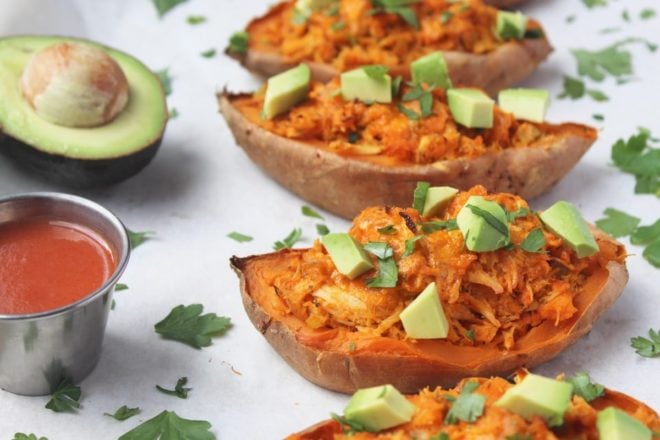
[227,231,253,243]
[362,65,389,81]
[440,11,452,24]
[331,413,368,434]
[45,379,81,413]
[363,242,393,259]
[595,208,641,238]
[622,9,630,22]
[567,372,604,402]
[412,181,430,212]
[466,329,475,342]
[273,228,303,250]
[570,39,655,82]
[611,129,660,197]
[369,0,421,29]
[643,239,660,268]
[169,108,179,119]
[302,205,324,220]
[152,0,188,17]
[520,228,546,253]
[506,435,532,440]
[116,283,129,291]
[156,377,191,399]
[630,329,660,357]
[631,220,660,245]
[593,113,605,121]
[155,304,231,349]
[430,433,449,440]
[558,75,585,100]
[377,225,397,235]
[586,89,609,102]
[186,15,206,25]
[444,381,486,424]
[465,204,509,237]
[641,8,656,20]
[155,69,173,96]
[506,207,530,222]
[13,434,47,440]
[105,405,141,421]
[227,31,249,54]
[118,410,214,440]
[404,235,424,256]
[331,20,346,31]
[128,229,156,249]
[582,0,606,8]
[420,219,458,233]
[391,75,403,97]
[200,48,216,58]
[316,224,330,236]
[398,103,420,120]
[364,242,398,288]
[403,84,434,117]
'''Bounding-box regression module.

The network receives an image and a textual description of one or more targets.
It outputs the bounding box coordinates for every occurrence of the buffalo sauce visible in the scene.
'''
[0,218,116,315]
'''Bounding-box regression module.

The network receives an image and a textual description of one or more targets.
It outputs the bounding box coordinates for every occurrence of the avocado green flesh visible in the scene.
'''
[0,35,167,160]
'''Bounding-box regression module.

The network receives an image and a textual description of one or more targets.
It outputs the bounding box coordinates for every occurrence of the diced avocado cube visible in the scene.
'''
[262,64,311,119]
[341,67,392,104]
[447,88,494,129]
[494,373,573,427]
[496,11,528,40]
[457,196,510,252]
[498,88,550,123]
[344,384,416,432]
[597,407,652,440]
[422,186,458,217]
[411,51,452,90]
[540,201,599,258]
[400,282,449,339]
[321,233,373,279]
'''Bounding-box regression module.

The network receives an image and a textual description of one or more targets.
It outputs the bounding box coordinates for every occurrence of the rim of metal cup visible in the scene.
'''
[0,192,130,321]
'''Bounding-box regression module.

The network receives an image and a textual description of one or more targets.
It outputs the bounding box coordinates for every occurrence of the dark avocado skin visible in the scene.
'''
[0,133,163,187]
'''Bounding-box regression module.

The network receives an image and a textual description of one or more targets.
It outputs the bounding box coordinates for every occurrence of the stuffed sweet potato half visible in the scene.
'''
[231,186,628,394]
[220,70,596,219]
[226,0,550,95]
[287,371,659,439]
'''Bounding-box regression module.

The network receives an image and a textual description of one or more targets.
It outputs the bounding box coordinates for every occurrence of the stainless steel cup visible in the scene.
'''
[0,193,130,395]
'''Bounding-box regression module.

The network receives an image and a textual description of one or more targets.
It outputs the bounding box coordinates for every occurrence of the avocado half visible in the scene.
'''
[0,35,168,187]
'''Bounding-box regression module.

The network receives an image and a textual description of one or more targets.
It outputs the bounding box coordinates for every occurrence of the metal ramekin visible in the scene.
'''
[0,193,130,395]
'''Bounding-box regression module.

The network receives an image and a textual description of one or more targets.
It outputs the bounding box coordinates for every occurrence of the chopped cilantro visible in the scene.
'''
[631,220,660,245]
[45,379,81,413]
[622,9,630,22]
[331,413,368,435]
[105,405,141,421]
[200,48,216,58]
[404,235,424,256]
[377,225,397,235]
[331,20,346,31]
[520,228,546,253]
[169,108,179,119]
[506,207,530,222]
[291,6,311,24]
[152,0,188,17]
[118,410,213,440]
[611,128,660,197]
[587,89,609,101]
[227,231,253,243]
[364,242,398,288]
[420,219,458,233]
[558,76,585,100]
[273,228,303,250]
[524,28,545,39]
[227,31,249,54]
[506,435,532,440]
[369,0,420,29]
[403,84,434,118]
[430,433,449,440]
[362,65,389,80]
[186,15,206,25]
[466,329,475,342]
[643,240,660,268]
[593,113,605,121]
[582,0,606,8]
[391,75,403,97]
[599,27,621,34]
[13,434,47,440]
[398,103,420,120]
[156,377,191,399]
[155,69,172,96]
[566,15,576,23]
[630,329,660,357]
[412,181,430,212]
[316,224,330,236]
[444,381,485,424]
[363,242,393,259]
[595,208,641,237]
[440,11,452,24]
[641,8,656,20]
[566,372,604,402]
[302,205,324,220]
[570,39,655,83]
[115,283,129,291]
[154,304,231,349]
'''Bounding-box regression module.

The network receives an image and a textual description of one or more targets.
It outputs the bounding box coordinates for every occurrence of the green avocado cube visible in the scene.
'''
[597,407,652,440]
[494,373,573,427]
[400,282,449,339]
[496,11,528,40]
[340,67,392,104]
[344,384,416,432]
[498,88,550,123]
[262,64,311,119]
[447,88,494,129]
[422,186,458,217]
[540,201,599,258]
[457,196,510,252]
[411,51,452,90]
[321,233,373,279]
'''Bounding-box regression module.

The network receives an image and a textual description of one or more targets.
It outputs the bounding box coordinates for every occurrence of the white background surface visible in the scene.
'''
[0,0,658,438]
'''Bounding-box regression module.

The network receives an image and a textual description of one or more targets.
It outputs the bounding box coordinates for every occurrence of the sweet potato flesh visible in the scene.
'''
[286,374,659,439]
[231,81,596,166]
[253,187,625,351]
[247,0,544,69]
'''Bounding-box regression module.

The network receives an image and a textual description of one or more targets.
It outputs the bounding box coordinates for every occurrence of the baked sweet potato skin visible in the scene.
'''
[230,228,628,394]
[219,92,596,220]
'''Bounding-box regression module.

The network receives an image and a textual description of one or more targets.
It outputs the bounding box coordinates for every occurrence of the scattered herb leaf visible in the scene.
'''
[558,76,585,100]
[391,75,403,97]
[595,208,641,237]
[45,379,81,413]
[440,11,452,24]
[631,220,660,245]
[404,235,424,256]
[13,434,48,440]
[154,304,231,349]
[420,219,458,233]
[520,228,546,253]
[377,225,397,235]
[586,89,609,101]
[593,113,605,121]
[582,0,606,8]
[227,231,253,243]
[466,329,475,342]
[566,15,576,23]
[506,207,530,222]
[152,0,188,17]
[156,377,191,399]
[630,329,660,357]
[273,228,303,250]
[369,0,421,29]
[444,381,486,424]
[397,103,420,120]
[316,224,330,236]
[155,69,172,96]
[200,48,216,58]
[364,242,398,288]
[611,128,660,197]
[227,31,249,54]
[331,20,346,31]
[105,405,141,421]
[506,435,532,440]
[115,283,129,291]
[412,181,430,212]
[640,8,656,20]
[567,372,604,402]
[622,9,630,22]
[347,132,360,143]
[643,240,660,268]
[363,242,393,259]
[302,205,324,220]
[331,413,368,435]
[362,65,389,81]
[186,15,206,25]
[169,108,179,119]
[118,410,213,440]
[430,433,449,440]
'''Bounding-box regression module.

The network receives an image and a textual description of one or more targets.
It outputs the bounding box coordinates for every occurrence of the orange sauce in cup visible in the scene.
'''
[0,218,116,315]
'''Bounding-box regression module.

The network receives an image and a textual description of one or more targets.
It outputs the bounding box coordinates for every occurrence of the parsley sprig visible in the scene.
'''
[631,329,660,358]
[155,304,231,349]
[45,379,81,413]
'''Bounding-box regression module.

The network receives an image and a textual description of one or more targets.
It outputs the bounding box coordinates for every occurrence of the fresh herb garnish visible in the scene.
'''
[571,39,656,83]
[200,48,216,58]
[644,241,660,267]
[368,0,421,29]
[105,405,141,421]
[566,372,604,402]
[404,235,424,256]
[116,283,129,291]
[412,181,430,212]
[631,220,660,245]
[587,89,609,101]
[227,231,253,243]
[331,20,346,31]
[558,76,608,102]
[227,31,249,54]
[156,377,191,399]
[13,434,47,440]
[292,6,311,24]
[118,410,213,440]
[362,65,389,81]
[302,205,324,220]
[593,113,605,121]
[402,84,434,117]
[391,75,403,97]
[273,228,303,250]
[444,381,486,424]
[364,242,398,287]
[524,28,545,39]
[331,413,368,434]
[506,207,530,222]
[520,228,546,253]
[169,108,179,119]
[45,379,81,413]
[641,8,656,20]
[316,224,330,236]
[186,15,206,25]
[440,11,452,24]
[465,205,509,237]
[398,103,420,120]
[622,9,630,22]
[466,329,475,342]
[566,15,576,23]
[611,128,659,197]
[505,435,532,440]
[377,225,397,235]
[152,0,188,17]
[127,229,155,249]
[582,0,606,8]
[420,219,458,233]
[595,208,641,237]
[155,304,231,349]
[155,69,172,96]
[630,329,660,357]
